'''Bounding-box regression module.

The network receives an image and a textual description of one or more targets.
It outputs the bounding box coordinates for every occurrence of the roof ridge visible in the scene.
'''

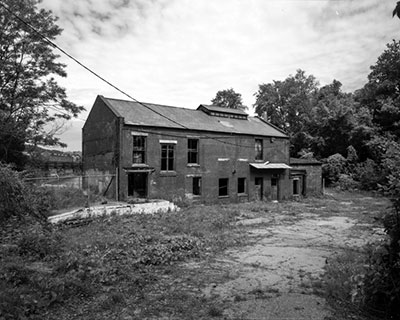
[103,96,197,111]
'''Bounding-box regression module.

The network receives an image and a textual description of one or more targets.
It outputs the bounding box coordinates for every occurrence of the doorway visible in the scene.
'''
[255,177,263,200]
[271,177,279,200]
[128,172,148,198]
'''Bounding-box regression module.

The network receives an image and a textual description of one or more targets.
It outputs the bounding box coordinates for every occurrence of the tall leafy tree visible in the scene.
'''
[0,0,84,168]
[307,80,357,158]
[357,40,400,138]
[253,69,318,155]
[211,88,246,110]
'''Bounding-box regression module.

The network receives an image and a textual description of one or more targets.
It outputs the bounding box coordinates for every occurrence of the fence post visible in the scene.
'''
[115,167,118,201]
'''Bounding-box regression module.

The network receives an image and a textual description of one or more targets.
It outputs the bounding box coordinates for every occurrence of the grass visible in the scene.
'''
[0,188,392,320]
[1,203,247,319]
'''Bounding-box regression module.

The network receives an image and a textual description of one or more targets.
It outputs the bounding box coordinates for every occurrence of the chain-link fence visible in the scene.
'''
[24,173,117,199]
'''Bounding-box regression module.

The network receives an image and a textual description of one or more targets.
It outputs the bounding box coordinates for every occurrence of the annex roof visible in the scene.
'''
[100,96,288,138]
[290,158,322,165]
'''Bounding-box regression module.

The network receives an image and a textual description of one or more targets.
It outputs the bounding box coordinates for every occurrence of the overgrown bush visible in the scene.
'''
[0,163,101,319]
[322,153,347,185]
[353,159,385,190]
[335,174,360,191]
[324,141,400,319]
[0,163,46,223]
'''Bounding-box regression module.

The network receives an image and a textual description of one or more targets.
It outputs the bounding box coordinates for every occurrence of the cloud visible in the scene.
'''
[39,0,400,150]
[42,0,172,42]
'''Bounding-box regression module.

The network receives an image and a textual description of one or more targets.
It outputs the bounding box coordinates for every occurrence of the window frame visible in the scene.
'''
[187,138,199,164]
[255,138,263,161]
[132,136,146,164]
[218,178,229,197]
[237,177,247,194]
[160,143,175,171]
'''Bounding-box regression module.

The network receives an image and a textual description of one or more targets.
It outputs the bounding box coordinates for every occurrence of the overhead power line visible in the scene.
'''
[0,1,285,150]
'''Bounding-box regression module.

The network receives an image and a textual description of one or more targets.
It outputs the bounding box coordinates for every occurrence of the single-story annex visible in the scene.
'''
[82,95,322,203]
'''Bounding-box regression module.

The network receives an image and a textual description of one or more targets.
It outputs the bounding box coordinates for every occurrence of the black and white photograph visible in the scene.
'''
[1,0,400,319]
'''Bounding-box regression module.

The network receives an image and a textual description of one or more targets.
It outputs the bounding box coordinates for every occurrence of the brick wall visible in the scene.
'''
[119,126,291,203]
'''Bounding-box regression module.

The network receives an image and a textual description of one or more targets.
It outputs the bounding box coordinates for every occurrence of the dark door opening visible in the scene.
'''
[293,179,299,195]
[128,172,148,198]
[255,177,263,200]
[271,177,279,200]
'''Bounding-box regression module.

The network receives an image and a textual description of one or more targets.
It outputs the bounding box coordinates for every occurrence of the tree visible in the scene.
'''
[307,80,358,158]
[357,40,400,138]
[253,69,318,155]
[393,1,400,19]
[0,0,84,168]
[211,88,246,110]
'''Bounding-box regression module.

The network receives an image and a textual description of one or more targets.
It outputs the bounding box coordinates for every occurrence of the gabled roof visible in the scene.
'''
[99,96,288,138]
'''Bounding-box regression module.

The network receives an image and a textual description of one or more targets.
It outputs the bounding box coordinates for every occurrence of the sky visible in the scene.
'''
[37,0,400,151]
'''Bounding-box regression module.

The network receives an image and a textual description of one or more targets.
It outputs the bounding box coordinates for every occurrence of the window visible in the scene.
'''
[161,144,175,171]
[193,177,202,196]
[133,136,146,164]
[255,139,263,160]
[187,139,199,164]
[219,178,229,197]
[238,177,246,194]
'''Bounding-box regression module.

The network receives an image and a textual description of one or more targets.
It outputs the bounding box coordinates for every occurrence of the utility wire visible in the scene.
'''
[0,1,188,130]
[0,1,285,150]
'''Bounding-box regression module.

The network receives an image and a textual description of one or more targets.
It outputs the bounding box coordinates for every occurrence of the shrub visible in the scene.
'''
[322,153,347,185]
[354,209,400,318]
[335,174,360,191]
[0,163,34,222]
[353,159,385,190]
[16,223,62,259]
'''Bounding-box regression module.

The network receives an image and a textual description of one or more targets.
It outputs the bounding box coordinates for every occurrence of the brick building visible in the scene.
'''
[289,158,322,197]
[82,95,318,203]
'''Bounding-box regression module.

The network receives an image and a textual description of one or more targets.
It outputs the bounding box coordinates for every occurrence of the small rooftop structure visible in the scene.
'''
[197,104,248,119]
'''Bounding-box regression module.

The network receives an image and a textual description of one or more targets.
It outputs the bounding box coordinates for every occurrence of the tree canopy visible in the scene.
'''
[211,88,246,110]
[254,69,318,134]
[0,0,84,168]
[356,40,400,138]
[253,69,319,155]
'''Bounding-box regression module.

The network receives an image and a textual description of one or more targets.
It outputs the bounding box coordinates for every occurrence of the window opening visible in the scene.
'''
[255,139,263,160]
[219,178,229,197]
[188,139,199,164]
[238,177,246,194]
[133,136,146,164]
[161,144,175,171]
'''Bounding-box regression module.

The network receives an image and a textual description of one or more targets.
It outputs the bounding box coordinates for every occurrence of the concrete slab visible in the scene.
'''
[48,200,179,224]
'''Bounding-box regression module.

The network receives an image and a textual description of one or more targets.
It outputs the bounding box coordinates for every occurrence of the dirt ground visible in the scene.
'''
[182,191,389,320]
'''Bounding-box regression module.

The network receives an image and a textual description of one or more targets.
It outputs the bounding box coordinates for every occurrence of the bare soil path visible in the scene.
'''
[183,191,389,319]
